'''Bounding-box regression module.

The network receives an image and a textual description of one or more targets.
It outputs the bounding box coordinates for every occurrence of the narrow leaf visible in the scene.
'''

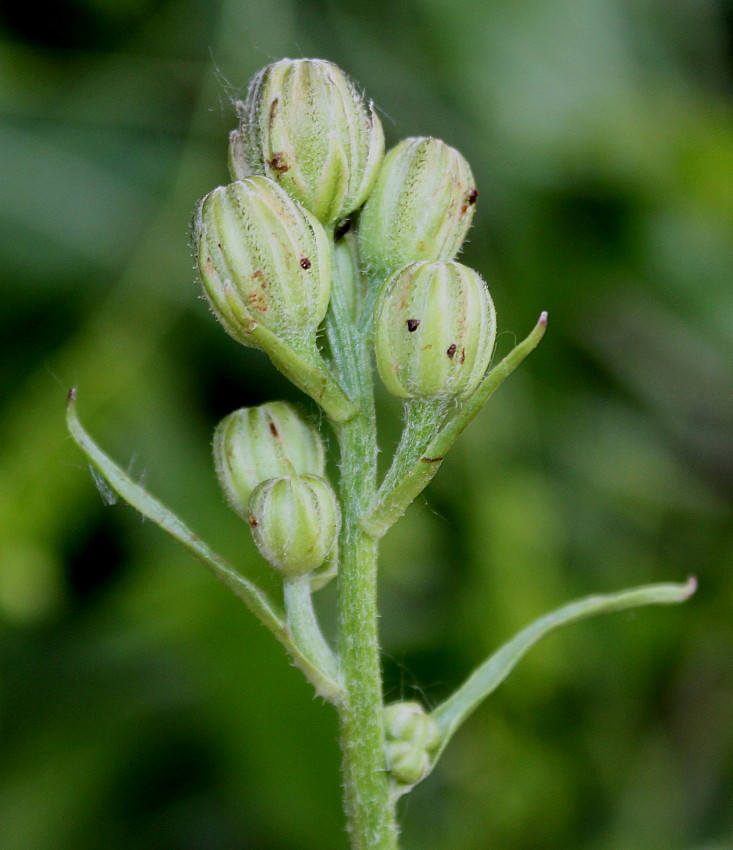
[431,578,696,759]
[66,389,343,702]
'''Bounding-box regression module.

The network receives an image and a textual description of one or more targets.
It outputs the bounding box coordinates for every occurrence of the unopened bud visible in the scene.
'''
[194,176,331,350]
[230,58,384,225]
[383,701,441,787]
[214,403,325,518]
[374,261,496,400]
[358,137,477,277]
[248,475,340,577]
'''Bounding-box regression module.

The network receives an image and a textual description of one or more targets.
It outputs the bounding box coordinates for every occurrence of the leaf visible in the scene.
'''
[430,577,696,762]
[65,389,343,702]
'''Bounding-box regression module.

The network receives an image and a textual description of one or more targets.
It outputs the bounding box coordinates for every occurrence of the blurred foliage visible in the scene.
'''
[1,0,732,847]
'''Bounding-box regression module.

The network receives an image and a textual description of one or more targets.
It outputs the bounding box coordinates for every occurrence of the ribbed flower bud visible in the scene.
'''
[194,176,331,350]
[358,137,477,277]
[248,475,340,577]
[230,58,384,225]
[374,261,496,400]
[213,403,325,519]
[383,702,441,787]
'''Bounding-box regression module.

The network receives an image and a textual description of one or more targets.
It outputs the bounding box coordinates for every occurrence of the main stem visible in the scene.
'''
[328,249,399,848]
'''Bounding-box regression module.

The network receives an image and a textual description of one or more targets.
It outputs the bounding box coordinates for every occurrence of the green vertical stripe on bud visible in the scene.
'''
[231,58,384,225]
[248,474,341,577]
[358,137,477,279]
[214,402,326,518]
[194,176,331,349]
[383,702,441,788]
[374,261,496,400]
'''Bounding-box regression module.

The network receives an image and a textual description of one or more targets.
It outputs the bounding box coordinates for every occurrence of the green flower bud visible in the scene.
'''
[383,701,441,787]
[374,261,496,400]
[230,58,384,225]
[194,176,331,350]
[358,137,477,277]
[213,402,325,519]
[248,475,340,577]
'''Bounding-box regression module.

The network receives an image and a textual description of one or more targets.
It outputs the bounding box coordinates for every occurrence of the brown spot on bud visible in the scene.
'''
[420,456,444,463]
[267,152,289,174]
[460,189,479,215]
[248,291,268,312]
[248,515,258,527]
[447,343,457,359]
[458,347,466,364]
[300,257,312,269]
[269,422,279,438]
[406,318,420,332]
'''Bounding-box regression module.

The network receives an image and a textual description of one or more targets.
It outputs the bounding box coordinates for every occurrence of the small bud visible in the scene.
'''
[214,403,325,518]
[383,702,441,787]
[194,176,331,350]
[358,137,477,277]
[230,58,384,225]
[248,475,341,577]
[374,261,496,400]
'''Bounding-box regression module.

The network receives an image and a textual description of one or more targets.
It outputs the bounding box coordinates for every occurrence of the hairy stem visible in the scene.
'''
[328,246,399,848]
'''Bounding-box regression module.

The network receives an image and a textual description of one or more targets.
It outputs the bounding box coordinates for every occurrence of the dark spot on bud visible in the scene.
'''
[460,189,479,215]
[267,152,289,174]
[406,319,420,332]
[420,456,444,463]
[447,343,457,359]
[300,257,312,269]
[269,422,279,438]
[248,515,258,528]
[459,347,466,364]
[334,219,351,241]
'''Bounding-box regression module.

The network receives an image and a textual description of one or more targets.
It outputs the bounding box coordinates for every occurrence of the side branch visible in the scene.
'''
[66,389,343,702]
[362,312,548,538]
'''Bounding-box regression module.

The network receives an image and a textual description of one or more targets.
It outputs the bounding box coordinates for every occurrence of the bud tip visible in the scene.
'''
[538,311,548,327]
[67,387,77,404]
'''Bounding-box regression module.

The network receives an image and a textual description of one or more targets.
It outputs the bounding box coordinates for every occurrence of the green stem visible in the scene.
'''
[327,245,399,848]
[283,575,342,691]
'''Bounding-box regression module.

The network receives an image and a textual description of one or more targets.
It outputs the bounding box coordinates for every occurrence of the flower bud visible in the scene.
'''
[230,58,384,225]
[358,137,477,277]
[214,403,325,519]
[194,176,331,350]
[374,261,496,400]
[248,475,340,577]
[383,702,441,787]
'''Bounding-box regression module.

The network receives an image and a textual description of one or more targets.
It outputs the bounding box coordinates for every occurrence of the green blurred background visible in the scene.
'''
[1,0,732,847]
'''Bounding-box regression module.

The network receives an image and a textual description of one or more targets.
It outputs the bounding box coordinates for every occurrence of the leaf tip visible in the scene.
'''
[682,574,698,599]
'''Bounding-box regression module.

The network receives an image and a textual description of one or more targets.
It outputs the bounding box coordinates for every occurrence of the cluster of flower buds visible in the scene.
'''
[194,56,497,412]
[383,701,441,787]
[214,403,340,581]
